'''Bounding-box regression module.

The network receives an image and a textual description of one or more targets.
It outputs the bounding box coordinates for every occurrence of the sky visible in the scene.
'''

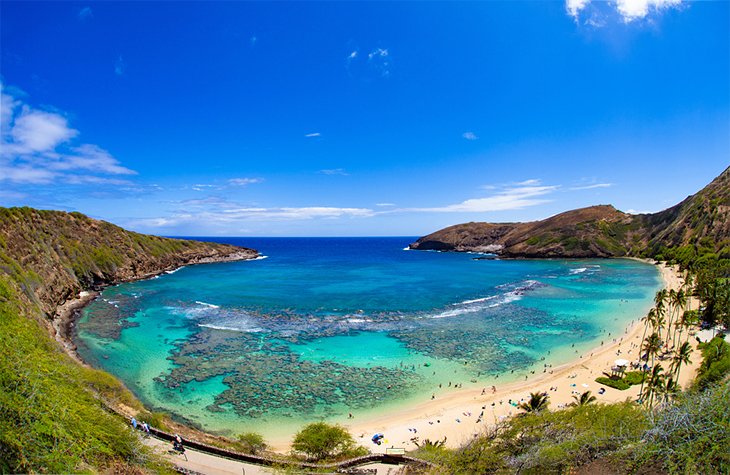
[1,1,728,236]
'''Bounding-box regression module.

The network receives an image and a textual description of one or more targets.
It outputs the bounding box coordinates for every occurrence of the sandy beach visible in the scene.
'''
[291,262,700,454]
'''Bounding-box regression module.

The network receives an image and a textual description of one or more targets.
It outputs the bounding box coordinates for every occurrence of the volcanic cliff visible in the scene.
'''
[410,166,730,259]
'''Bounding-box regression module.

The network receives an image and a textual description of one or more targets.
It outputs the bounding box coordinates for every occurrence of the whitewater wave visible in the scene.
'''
[252,255,269,261]
[165,266,185,274]
[198,323,264,333]
[195,301,220,309]
[569,265,601,275]
[455,295,498,306]
[430,280,544,319]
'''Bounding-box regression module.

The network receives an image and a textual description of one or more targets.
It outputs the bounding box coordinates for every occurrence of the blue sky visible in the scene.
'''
[1,1,728,236]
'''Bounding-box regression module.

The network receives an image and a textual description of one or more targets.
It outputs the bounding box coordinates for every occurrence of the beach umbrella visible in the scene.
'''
[615,359,630,367]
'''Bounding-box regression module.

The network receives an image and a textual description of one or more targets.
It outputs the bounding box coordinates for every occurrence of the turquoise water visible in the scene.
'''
[75,237,661,439]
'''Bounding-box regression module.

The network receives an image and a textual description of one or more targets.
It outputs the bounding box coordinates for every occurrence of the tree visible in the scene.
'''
[667,289,686,349]
[641,364,665,409]
[669,341,693,381]
[237,432,267,455]
[639,333,662,400]
[518,392,549,413]
[570,390,597,407]
[637,308,657,367]
[291,422,363,461]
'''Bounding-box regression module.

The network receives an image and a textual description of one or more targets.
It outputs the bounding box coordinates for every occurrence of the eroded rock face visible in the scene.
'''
[410,166,730,259]
[0,207,258,318]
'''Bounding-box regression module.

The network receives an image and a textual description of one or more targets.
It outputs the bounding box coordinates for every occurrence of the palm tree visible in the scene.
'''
[518,392,549,413]
[669,341,693,381]
[641,364,665,409]
[637,307,656,367]
[658,375,678,406]
[654,289,668,320]
[667,289,686,349]
[652,312,666,337]
[570,390,597,407]
[639,332,662,398]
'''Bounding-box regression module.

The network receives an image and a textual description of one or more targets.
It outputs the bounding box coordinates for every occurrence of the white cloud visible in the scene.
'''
[0,82,137,185]
[319,168,349,176]
[376,203,395,207]
[570,183,612,190]
[368,48,388,60]
[115,56,126,75]
[192,184,215,191]
[9,108,78,153]
[78,6,92,20]
[305,132,321,138]
[228,177,263,186]
[57,144,136,175]
[566,0,683,23]
[462,131,478,141]
[133,205,375,229]
[0,165,56,184]
[367,48,391,77]
[566,0,590,19]
[617,0,682,21]
[348,51,358,60]
[407,181,558,213]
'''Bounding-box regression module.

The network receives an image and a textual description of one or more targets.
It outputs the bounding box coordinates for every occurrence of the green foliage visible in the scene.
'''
[693,335,730,390]
[433,402,648,474]
[237,431,268,455]
[290,422,366,462]
[623,371,646,385]
[0,276,161,473]
[640,384,730,474]
[595,376,630,390]
[596,371,645,390]
[518,391,549,413]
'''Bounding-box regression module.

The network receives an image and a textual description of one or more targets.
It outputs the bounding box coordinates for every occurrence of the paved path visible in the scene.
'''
[146,437,276,475]
[146,437,407,475]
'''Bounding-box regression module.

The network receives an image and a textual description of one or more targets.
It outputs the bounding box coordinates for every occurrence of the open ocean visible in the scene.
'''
[74,237,661,439]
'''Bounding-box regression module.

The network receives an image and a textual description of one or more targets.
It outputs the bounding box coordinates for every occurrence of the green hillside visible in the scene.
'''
[0,207,256,473]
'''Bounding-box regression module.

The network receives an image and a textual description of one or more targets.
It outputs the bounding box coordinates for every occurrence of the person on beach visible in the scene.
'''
[131,417,137,429]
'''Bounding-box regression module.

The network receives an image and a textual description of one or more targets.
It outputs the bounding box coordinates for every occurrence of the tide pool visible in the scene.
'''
[74,237,661,439]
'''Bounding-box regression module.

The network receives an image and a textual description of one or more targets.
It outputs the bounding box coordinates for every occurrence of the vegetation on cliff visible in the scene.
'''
[410,166,730,263]
[0,207,256,473]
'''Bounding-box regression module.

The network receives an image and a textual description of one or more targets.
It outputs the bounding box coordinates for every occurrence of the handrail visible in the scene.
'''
[143,425,437,471]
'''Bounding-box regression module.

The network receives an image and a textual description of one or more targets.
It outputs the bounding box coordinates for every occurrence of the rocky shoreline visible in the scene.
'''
[52,250,258,367]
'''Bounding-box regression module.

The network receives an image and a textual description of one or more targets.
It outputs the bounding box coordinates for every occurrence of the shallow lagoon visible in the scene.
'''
[75,237,661,439]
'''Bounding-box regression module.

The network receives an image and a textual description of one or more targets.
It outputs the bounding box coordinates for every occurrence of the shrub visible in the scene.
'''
[623,371,646,385]
[437,402,648,474]
[291,422,366,462]
[640,384,730,474]
[595,377,630,390]
[693,335,730,390]
[237,432,267,455]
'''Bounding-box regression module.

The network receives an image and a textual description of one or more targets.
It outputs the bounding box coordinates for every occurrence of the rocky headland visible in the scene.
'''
[410,166,730,259]
[0,207,258,355]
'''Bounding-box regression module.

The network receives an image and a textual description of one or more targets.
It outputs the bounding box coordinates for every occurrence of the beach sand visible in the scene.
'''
[271,262,699,453]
